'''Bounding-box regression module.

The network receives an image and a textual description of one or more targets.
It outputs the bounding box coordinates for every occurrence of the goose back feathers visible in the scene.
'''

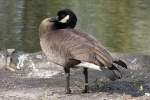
[39,18,113,68]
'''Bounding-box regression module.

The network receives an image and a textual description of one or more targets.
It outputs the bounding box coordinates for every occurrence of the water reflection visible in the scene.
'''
[0,0,150,53]
[0,0,24,50]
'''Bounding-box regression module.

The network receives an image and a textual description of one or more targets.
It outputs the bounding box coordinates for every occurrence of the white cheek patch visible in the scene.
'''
[76,62,102,71]
[59,15,70,23]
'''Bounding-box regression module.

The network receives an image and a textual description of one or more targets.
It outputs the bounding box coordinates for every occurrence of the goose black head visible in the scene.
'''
[49,9,77,29]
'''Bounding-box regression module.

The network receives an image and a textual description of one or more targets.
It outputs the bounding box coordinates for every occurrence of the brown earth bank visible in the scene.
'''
[0,51,150,100]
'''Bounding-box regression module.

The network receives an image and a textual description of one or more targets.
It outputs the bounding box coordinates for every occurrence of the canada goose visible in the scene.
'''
[39,9,127,94]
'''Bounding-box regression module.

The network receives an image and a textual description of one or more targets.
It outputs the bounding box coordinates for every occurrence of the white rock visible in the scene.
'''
[145,93,150,96]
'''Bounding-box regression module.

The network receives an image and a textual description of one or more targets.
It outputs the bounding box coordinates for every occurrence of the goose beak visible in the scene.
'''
[49,16,58,22]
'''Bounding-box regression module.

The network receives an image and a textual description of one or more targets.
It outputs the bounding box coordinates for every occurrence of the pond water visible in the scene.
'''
[0,0,150,53]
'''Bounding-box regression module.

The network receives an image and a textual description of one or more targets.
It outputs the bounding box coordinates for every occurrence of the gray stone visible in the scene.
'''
[0,51,150,100]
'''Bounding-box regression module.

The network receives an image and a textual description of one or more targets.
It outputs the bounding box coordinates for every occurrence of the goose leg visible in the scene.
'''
[82,68,89,93]
[64,67,71,94]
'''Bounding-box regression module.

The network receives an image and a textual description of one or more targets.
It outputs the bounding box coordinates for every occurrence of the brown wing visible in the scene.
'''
[52,29,113,67]
[71,29,112,62]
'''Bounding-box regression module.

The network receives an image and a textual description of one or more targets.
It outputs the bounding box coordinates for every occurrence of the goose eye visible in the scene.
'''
[60,14,66,19]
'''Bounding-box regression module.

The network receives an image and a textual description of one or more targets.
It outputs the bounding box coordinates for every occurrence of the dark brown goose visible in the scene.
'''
[39,9,127,94]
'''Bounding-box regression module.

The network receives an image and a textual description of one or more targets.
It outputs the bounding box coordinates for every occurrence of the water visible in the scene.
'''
[0,0,150,53]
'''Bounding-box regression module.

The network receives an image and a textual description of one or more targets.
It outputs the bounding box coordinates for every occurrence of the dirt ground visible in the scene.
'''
[0,53,150,100]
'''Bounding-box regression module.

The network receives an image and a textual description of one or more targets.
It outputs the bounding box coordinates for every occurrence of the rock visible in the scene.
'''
[145,93,150,96]
[0,52,150,99]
